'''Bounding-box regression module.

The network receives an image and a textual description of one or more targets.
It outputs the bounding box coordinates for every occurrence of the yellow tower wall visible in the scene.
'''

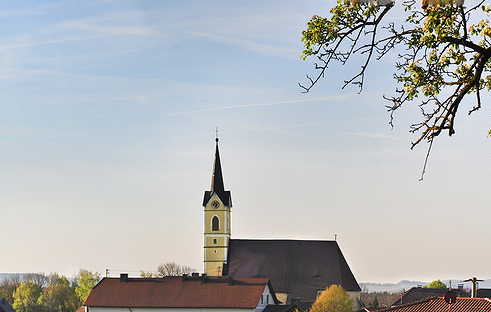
[203,194,230,276]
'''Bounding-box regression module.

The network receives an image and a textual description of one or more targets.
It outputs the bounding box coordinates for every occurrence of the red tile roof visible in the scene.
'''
[377,297,491,312]
[85,276,274,309]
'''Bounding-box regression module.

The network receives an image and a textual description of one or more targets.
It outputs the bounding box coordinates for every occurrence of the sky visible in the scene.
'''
[1,0,491,285]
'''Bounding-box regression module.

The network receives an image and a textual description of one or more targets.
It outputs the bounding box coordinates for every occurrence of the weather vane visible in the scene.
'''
[215,127,219,142]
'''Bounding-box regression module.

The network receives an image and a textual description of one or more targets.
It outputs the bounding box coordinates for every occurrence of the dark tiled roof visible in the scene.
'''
[0,299,15,312]
[477,288,491,298]
[224,239,361,302]
[263,304,303,312]
[392,287,469,306]
[379,297,491,312]
[85,276,274,308]
[203,190,232,207]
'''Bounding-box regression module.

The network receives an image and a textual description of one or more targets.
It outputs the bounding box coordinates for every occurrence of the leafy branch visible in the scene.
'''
[301,0,491,177]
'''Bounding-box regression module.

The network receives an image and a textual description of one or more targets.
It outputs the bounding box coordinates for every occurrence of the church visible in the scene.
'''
[202,137,362,308]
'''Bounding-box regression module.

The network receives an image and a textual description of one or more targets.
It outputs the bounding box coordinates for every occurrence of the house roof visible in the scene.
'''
[378,297,491,312]
[224,239,361,302]
[392,287,469,306]
[263,304,303,312]
[85,276,274,308]
[477,288,491,298]
[0,299,15,312]
[203,138,232,207]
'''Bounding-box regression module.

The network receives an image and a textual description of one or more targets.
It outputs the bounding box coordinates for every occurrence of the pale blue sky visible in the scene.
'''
[1,0,491,284]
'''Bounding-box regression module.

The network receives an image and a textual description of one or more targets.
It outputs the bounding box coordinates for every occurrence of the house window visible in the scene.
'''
[261,295,263,304]
[212,216,219,231]
[213,238,218,244]
[266,295,269,304]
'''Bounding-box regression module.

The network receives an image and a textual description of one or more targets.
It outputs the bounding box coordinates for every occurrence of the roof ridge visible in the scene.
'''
[384,296,439,311]
[231,238,337,242]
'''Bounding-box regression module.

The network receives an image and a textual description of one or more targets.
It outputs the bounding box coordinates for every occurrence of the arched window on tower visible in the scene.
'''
[212,216,219,231]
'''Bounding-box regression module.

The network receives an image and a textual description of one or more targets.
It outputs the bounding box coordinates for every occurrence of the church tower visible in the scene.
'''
[202,136,232,276]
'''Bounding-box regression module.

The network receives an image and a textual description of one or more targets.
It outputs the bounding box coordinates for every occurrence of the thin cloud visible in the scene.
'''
[163,95,354,117]
[190,31,298,60]
[47,128,114,139]
[0,21,165,52]
[0,33,139,52]
[348,132,404,141]
[215,117,386,140]
[0,128,114,140]
[60,21,157,37]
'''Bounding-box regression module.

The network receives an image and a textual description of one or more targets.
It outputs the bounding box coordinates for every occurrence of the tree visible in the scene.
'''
[140,271,153,278]
[74,270,101,304]
[301,0,491,175]
[369,296,379,308]
[12,282,43,312]
[424,279,447,288]
[156,262,194,277]
[310,284,353,312]
[23,273,48,288]
[38,273,80,312]
[0,275,21,305]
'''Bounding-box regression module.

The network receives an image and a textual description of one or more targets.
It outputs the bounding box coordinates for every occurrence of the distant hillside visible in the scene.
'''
[0,273,27,281]
[0,273,76,284]
[361,278,491,293]
[361,280,427,293]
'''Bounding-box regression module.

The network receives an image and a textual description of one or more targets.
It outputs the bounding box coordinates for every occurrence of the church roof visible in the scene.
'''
[224,239,361,303]
[85,276,276,308]
[203,138,232,207]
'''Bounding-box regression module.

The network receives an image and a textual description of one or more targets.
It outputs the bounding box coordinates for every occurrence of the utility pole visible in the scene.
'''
[463,277,483,298]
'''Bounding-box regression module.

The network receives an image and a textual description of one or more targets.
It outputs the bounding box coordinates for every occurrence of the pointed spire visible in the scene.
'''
[211,137,225,192]
[203,130,232,208]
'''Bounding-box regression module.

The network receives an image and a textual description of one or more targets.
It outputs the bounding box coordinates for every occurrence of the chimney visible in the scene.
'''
[120,273,129,283]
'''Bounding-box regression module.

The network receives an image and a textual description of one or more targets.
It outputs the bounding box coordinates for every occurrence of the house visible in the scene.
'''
[0,299,15,312]
[391,286,469,306]
[367,297,491,312]
[84,274,279,312]
[202,137,362,309]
